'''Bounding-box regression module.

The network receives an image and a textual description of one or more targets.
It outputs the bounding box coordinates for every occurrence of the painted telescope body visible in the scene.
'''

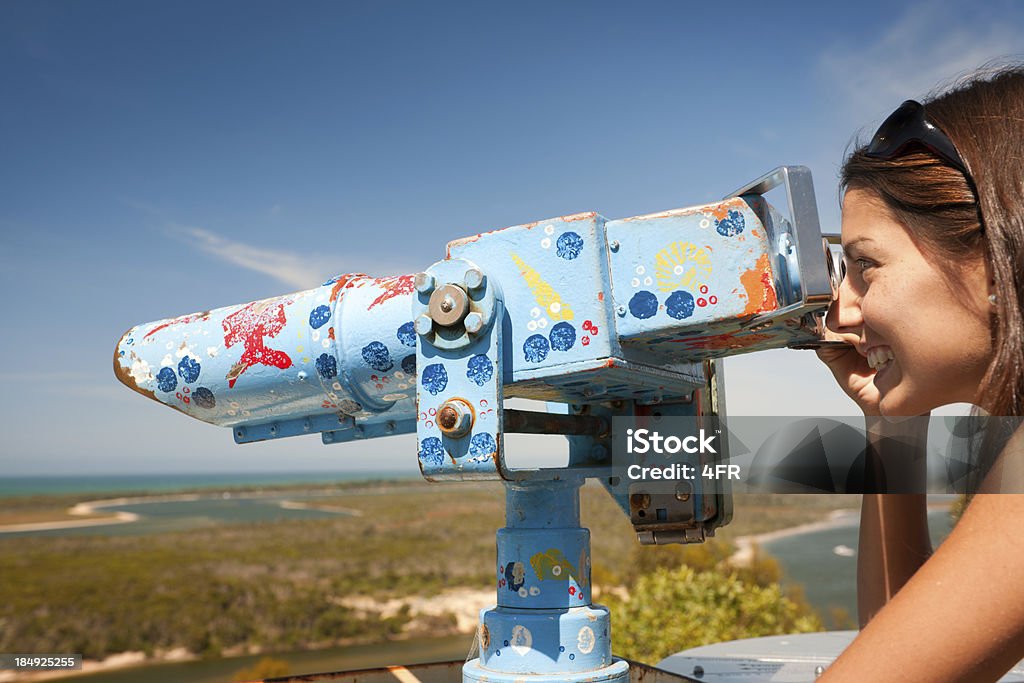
[114,167,840,451]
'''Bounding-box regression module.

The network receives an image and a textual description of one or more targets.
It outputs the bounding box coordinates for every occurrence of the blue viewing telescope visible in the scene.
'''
[114,167,842,682]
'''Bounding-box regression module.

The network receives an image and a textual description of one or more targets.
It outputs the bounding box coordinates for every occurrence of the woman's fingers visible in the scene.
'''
[816,343,881,414]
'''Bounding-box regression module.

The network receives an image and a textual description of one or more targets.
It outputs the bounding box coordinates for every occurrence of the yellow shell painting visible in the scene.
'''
[654,242,712,292]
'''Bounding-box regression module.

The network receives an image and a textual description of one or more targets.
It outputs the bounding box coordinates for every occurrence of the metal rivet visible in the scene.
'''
[385,421,395,434]
[609,240,620,252]
[616,305,626,316]
[414,272,435,294]
[428,284,470,327]
[815,666,826,677]
[297,371,307,381]
[693,665,704,678]
[675,482,691,502]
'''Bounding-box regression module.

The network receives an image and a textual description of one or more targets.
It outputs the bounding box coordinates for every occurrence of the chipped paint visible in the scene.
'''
[328,273,368,303]
[739,253,779,315]
[559,211,597,222]
[368,274,416,310]
[143,311,211,339]
[670,331,774,351]
[529,548,576,581]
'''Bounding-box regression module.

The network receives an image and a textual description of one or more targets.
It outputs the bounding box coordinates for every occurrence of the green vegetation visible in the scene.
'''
[232,656,289,681]
[606,564,823,663]
[0,481,858,666]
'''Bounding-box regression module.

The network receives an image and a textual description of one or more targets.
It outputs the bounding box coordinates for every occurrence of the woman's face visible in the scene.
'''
[828,188,993,416]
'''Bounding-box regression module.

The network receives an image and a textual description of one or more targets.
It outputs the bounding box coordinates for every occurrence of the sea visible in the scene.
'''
[0,470,420,497]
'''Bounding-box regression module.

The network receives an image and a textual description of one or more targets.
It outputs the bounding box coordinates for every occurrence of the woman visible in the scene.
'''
[815,65,1024,681]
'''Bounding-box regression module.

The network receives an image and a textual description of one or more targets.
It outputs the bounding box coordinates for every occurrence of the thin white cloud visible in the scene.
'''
[817,1,1023,132]
[174,225,421,289]
[179,226,336,290]
[121,198,418,289]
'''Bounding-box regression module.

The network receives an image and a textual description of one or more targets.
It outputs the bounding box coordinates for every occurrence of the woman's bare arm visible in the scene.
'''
[856,417,933,627]
[821,426,1024,682]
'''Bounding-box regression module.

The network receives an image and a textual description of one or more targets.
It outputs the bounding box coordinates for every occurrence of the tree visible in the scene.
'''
[605,565,823,663]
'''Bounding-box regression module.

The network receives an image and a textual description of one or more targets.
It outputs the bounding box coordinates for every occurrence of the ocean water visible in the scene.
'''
[0,470,419,497]
[763,508,956,627]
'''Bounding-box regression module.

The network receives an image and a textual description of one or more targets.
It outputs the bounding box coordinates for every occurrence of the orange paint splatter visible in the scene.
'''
[597,292,604,302]
[144,311,211,338]
[670,332,774,351]
[739,253,778,315]
[329,273,368,303]
[367,274,416,310]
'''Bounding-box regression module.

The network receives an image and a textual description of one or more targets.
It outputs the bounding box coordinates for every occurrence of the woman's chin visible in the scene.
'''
[878,390,915,420]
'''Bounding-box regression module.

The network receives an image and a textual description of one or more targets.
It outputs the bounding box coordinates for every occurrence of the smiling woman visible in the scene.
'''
[828,188,993,417]
[813,65,1024,682]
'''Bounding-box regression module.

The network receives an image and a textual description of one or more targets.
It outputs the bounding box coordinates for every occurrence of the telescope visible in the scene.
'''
[114,167,842,683]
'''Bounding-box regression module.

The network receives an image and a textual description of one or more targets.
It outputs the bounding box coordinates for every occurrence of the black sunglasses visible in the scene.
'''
[865,100,969,175]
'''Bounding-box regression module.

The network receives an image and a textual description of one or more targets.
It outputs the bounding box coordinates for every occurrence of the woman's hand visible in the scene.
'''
[815,331,880,416]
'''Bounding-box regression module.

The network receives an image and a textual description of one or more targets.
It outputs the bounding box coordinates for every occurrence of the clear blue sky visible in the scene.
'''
[2,0,1020,475]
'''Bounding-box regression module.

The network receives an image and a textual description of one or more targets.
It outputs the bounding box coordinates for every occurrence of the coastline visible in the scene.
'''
[0,490,366,535]
[730,500,954,565]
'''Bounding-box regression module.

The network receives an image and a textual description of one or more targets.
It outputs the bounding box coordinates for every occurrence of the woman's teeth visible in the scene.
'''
[867,346,895,371]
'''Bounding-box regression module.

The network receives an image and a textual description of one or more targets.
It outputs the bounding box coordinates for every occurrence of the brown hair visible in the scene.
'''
[840,65,1024,424]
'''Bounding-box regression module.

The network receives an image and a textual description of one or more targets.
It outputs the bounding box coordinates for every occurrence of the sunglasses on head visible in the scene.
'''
[865,99,969,176]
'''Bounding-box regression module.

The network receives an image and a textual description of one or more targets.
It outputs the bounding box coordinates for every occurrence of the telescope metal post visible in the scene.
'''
[463,478,629,683]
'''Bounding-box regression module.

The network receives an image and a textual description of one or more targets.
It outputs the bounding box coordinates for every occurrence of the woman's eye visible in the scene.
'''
[852,258,874,273]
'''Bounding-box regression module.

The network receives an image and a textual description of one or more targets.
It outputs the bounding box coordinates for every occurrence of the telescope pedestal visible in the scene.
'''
[463,479,629,683]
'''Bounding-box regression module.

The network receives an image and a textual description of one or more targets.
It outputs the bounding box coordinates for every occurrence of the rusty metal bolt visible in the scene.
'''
[414,272,436,294]
[630,492,651,510]
[428,284,469,327]
[675,482,692,502]
[437,398,474,438]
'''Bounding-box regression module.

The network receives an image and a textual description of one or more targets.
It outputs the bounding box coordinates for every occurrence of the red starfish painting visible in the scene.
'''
[222,297,293,388]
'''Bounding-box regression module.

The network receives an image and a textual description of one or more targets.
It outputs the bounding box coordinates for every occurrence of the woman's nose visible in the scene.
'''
[826,276,863,334]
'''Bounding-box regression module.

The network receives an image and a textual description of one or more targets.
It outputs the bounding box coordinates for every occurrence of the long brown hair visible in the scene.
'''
[840,66,1024,489]
[841,66,1024,418]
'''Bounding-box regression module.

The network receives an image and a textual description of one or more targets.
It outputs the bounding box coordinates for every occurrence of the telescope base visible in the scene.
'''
[463,657,629,683]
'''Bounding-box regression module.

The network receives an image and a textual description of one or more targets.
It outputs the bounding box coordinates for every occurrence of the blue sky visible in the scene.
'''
[2,1,1021,475]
